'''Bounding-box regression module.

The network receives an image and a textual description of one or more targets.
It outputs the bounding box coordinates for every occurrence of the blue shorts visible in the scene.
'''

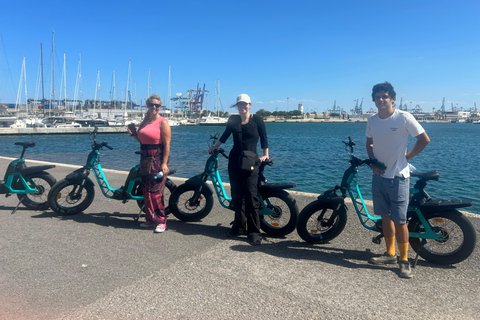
[372,175,409,224]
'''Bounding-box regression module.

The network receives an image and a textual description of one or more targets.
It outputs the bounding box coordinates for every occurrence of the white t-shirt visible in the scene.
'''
[366,109,425,179]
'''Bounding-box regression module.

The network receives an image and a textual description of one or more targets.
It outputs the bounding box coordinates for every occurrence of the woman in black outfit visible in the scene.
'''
[208,94,269,245]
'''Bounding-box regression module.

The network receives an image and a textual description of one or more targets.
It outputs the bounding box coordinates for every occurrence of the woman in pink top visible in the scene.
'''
[128,95,171,233]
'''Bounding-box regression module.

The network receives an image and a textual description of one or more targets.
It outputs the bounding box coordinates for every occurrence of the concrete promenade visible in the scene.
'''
[0,158,479,319]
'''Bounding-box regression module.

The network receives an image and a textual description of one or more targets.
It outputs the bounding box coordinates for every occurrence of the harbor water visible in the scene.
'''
[0,122,478,215]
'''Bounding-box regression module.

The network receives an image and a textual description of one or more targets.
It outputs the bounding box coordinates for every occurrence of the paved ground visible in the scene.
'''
[1,157,479,320]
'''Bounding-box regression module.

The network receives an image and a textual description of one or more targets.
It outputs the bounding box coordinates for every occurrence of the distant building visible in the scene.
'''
[444,111,470,122]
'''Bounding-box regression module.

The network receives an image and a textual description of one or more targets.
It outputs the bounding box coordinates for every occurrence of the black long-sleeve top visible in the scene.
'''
[219,114,268,155]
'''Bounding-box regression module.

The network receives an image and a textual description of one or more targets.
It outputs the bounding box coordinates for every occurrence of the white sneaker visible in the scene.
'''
[154,223,166,233]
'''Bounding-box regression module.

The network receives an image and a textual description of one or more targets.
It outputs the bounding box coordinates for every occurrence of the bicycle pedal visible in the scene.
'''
[372,235,382,245]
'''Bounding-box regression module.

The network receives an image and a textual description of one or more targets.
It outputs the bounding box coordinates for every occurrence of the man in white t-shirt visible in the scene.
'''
[366,82,430,279]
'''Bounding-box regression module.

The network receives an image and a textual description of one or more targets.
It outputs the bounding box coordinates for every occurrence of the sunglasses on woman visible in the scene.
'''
[148,103,162,109]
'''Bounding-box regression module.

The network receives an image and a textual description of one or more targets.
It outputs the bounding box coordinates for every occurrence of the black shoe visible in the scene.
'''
[226,227,247,238]
[250,233,262,246]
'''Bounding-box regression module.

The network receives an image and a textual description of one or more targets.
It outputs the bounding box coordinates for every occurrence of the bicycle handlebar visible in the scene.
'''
[343,137,387,171]
[363,158,386,171]
[215,148,229,159]
[208,132,272,166]
[210,132,220,141]
[89,127,113,150]
[262,158,273,166]
[102,142,113,150]
[213,148,272,166]
[342,136,356,154]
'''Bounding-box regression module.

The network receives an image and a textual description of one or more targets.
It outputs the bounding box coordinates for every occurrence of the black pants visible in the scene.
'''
[228,157,261,235]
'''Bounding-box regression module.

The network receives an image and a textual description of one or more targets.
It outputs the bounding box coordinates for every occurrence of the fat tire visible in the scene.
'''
[16,171,56,210]
[408,210,476,265]
[169,183,213,222]
[296,200,347,244]
[259,189,299,236]
[48,178,95,215]
[135,179,176,215]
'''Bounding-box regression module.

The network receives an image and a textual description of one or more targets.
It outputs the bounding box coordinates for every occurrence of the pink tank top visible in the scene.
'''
[138,117,164,144]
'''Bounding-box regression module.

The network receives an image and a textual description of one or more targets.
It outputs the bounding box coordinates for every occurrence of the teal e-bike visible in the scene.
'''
[296,137,476,265]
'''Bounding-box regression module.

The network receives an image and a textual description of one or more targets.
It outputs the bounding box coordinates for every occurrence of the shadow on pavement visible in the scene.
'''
[7,204,457,271]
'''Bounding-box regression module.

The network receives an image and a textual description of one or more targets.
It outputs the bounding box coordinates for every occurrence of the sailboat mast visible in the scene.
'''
[63,53,67,111]
[217,79,220,117]
[34,46,42,115]
[148,67,151,98]
[50,31,54,117]
[74,52,82,116]
[168,65,171,114]
[112,69,116,113]
[24,55,28,116]
[15,55,26,120]
[40,43,45,112]
[94,70,100,117]
[124,58,131,118]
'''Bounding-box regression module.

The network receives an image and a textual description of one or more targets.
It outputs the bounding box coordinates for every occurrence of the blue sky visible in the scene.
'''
[1,0,479,114]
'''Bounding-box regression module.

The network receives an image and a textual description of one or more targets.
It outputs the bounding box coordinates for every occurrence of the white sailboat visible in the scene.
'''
[11,55,28,128]
[198,114,227,126]
[168,118,180,126]
[198,79,227,126]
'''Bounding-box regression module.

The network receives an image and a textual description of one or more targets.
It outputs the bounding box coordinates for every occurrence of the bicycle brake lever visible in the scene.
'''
[263,159,273,166]
[210,132,220,140]
[102,142,113,150]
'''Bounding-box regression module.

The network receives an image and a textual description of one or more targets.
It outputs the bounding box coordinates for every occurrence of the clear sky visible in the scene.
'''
[0,0,479,114]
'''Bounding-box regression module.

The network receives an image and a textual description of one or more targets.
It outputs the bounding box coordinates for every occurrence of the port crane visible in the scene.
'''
[171,83,209,113]
[351,98,363,115]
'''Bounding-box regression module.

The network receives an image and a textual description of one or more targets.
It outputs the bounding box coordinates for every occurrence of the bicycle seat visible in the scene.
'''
[259,182,296,190]
[15,142,36,148]
[410,170,439,181]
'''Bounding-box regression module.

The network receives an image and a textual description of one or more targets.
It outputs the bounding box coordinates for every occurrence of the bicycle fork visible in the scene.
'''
[190,174,210,207]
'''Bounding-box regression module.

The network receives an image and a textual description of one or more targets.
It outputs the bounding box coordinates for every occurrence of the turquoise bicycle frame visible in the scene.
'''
[199,150,290,217]
[3,160,38,194]
[343,165,445,241]
[79,149,143,201]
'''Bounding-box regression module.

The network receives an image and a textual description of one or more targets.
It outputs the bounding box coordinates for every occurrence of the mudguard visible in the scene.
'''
[65,168,91,183]
[184,175,214,197]
[417,199,474,214]
[316,187,346,212]
[20,165,55,176]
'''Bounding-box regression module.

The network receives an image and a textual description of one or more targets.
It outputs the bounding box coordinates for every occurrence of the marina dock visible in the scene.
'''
[0,126,128,135]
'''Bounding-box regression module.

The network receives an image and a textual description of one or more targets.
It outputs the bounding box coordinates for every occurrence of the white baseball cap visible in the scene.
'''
[235,93,251,105]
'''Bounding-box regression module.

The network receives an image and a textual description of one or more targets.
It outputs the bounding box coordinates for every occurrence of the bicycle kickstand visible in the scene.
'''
[11,200,23,215]
[135,205,145,222]
[412,239,427,268]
